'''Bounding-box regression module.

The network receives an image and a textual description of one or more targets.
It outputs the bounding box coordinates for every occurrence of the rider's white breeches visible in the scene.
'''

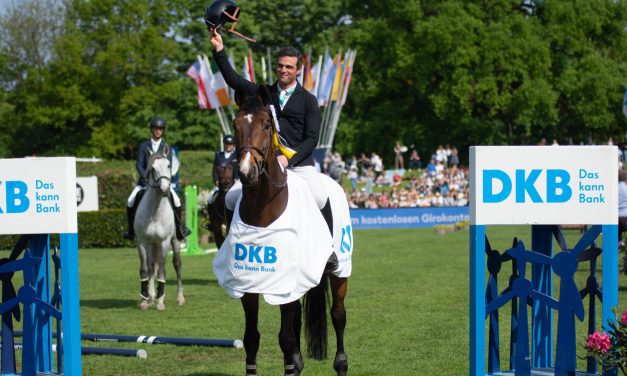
[127,185,181,207]
[225,165,327,211]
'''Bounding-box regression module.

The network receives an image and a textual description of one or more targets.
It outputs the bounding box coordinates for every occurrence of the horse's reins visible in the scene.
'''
[238,109,287,189]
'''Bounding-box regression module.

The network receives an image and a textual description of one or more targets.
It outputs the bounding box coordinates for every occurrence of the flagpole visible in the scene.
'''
[313,54,322,98]
[327,50,354,148]
[267,47,273,84]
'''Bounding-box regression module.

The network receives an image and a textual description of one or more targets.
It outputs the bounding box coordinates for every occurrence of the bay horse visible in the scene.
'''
[205,159,235,248]
[212,88,352,376]
[134,148,185,310]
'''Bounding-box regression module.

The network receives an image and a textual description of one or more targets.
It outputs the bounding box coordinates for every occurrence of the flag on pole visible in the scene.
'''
[261,56,267,84]
[317,51,336,106]
[200,55,221,109]
[306,57,320,96]
[204,55,230,107]
[243,49,256,83]
[330,51,343,101]
[339,50,356,106]
[186,60,210,109]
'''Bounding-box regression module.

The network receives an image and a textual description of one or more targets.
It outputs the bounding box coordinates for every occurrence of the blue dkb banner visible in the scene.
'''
[350,207,469,229]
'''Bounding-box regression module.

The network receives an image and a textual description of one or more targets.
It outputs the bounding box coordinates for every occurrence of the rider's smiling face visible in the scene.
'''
[276,56,300,89]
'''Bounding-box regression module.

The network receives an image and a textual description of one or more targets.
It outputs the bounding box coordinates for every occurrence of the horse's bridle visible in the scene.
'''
[237,109,287,188]
[147,156,172,193]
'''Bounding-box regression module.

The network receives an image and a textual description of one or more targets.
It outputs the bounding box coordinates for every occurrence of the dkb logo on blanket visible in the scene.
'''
[234,243,278,264]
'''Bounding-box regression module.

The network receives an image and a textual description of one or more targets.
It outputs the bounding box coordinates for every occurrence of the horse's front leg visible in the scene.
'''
[241,293,260,375]
[155,241,169,311]
[137,243,152,310]
[280,300,303,376]
[329,275,348,376]
[171,238,185,305]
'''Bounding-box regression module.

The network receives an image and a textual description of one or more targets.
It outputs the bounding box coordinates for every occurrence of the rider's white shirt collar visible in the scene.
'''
[151,138,162,153]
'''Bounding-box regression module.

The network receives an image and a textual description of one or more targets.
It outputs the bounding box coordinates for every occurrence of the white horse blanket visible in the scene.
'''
[213,171,353,305]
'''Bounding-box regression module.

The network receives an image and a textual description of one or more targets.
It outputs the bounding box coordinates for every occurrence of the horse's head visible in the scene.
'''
[216,159,235,192]
[233,88,275,186]
[146,147,172,196]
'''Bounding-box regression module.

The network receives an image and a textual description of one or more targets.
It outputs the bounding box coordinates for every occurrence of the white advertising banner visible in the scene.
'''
[0,157,78,234]
[76,176,98,212]
[470,146,618,225]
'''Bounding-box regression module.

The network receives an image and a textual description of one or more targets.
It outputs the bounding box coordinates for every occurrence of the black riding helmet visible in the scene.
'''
[204,0,256,42]
[204,0,239,31]
[150,116,166,129]
[223,134,234,144]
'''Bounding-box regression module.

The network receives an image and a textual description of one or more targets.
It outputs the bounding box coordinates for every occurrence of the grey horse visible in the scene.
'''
[134,147,185,310]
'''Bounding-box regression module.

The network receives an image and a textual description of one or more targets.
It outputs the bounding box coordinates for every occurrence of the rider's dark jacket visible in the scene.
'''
[136,139,172,187]
[212,149,239,184]
[212,48,321,168]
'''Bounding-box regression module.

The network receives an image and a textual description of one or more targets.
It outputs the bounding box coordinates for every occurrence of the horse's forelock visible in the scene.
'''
[145,152,168,180]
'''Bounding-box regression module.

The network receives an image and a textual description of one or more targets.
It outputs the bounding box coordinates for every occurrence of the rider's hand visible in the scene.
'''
[277,155,289,170]
[210,28,224,52]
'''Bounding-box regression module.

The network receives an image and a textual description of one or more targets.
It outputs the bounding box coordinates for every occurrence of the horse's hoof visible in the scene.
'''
[139,301,151,310]
[156,302,166,311]
[177,295,185,305]
[333,352,348,376]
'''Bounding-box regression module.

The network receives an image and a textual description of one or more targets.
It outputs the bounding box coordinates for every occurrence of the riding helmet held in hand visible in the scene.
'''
[204,0,240,31]
[150,116,166,129]
[204,0,256,42]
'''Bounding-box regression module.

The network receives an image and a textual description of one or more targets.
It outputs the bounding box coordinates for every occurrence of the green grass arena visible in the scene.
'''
[2,226,626,375]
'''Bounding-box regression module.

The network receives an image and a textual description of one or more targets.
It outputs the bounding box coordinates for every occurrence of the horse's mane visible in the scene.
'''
[236,87,271,115]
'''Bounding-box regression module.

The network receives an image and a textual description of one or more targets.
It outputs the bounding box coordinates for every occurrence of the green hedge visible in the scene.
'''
[78,209,131,248]
[0,209,131,250]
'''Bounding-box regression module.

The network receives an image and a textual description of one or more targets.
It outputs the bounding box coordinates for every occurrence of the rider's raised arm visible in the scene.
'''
[288,93,321,167]
[212,47,258,97]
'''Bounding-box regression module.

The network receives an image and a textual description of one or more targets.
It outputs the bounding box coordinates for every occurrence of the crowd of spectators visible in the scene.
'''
[318,144,469,209]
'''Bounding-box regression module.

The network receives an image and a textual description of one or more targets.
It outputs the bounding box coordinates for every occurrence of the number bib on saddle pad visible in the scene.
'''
[213,171,334,305]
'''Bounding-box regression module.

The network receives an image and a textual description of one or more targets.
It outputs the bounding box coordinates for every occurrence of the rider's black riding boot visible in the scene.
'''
[320,198,333,235]
[174,206,192,241]
[123,206,135,240]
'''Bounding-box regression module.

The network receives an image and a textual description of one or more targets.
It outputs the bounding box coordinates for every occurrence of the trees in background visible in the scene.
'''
[0,0,625,161]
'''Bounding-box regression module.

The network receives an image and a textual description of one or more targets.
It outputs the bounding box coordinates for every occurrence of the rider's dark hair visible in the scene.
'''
[277,46,302,69]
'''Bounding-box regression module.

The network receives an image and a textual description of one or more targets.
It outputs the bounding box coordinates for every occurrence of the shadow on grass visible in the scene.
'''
[80,298,137,309]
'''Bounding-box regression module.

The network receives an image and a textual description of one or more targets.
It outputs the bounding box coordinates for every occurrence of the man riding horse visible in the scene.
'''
[124,116,191,241]
[209,22,333,231]
[208,134,239,205]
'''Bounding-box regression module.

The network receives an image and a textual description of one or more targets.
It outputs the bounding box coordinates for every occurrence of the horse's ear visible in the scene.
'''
[164,144,170,157]
[258,86,272,107]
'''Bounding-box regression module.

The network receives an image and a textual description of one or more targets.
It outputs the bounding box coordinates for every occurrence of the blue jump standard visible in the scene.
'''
[489,369,598,376]
[470,224,618,376]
